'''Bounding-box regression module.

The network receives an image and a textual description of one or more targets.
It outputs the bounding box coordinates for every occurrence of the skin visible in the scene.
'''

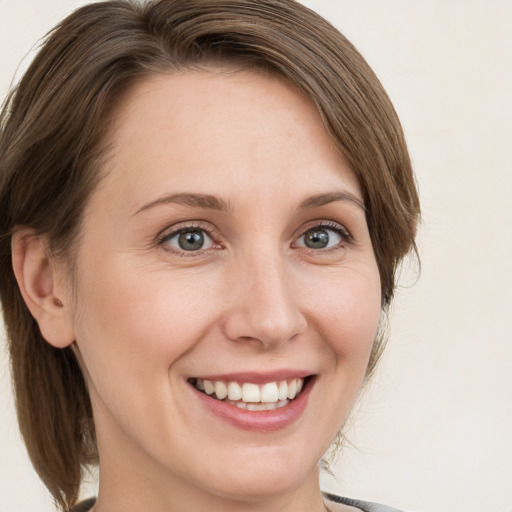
[14,69,381,512]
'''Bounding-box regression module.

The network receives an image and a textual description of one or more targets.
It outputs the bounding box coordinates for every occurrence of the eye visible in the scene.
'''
[295,224,348,250]
[160,228,214,252]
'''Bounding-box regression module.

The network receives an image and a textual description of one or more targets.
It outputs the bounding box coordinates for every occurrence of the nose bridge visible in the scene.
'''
[223,245,306,347]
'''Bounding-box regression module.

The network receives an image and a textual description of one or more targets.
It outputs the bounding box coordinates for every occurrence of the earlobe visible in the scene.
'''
[11,228,75,348]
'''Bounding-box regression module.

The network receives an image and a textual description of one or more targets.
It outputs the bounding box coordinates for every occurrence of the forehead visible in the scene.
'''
[94,69,361,212]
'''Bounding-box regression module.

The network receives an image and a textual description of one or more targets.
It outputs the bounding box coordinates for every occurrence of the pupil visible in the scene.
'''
[305,229,329,249]
[178,230,204,251]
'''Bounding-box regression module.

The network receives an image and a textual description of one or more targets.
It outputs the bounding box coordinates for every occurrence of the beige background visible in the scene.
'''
[1,1,511,511]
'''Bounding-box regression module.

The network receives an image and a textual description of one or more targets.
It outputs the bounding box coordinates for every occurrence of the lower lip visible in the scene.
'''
[191,378,314,432]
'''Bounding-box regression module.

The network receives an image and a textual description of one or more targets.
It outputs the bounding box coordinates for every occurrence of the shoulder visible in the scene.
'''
[324,492,407,512]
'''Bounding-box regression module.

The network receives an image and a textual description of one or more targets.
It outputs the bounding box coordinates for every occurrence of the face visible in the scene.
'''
[65,70,381,505]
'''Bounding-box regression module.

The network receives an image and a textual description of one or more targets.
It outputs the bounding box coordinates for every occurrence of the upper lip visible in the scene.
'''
[190,370,314,384]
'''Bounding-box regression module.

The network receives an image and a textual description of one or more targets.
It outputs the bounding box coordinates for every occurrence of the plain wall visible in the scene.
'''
[1,1,511,511]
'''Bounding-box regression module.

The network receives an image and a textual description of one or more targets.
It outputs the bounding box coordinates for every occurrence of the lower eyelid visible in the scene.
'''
[295,230,342,249]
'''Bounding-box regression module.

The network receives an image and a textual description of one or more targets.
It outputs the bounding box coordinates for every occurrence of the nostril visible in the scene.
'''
[222,311,306,349]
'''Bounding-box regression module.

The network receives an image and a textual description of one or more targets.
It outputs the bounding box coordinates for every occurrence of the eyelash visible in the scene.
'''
[157,220,352,255]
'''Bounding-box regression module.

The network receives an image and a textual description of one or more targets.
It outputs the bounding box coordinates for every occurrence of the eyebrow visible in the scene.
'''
[298,191,366,211]
[133,192,232,215]
[133,190,365,216]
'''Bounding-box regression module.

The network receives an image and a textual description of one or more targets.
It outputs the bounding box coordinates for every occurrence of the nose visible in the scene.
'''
[222,252,307,349]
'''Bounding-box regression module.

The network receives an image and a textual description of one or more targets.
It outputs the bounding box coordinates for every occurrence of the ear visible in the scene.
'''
[11,228,75,348]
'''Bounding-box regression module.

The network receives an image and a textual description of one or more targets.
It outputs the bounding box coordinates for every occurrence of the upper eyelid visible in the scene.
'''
[295,220,352,240]
[157,221,219,243]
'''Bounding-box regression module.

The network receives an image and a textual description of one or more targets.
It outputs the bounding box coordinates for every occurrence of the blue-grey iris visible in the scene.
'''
[304,229,329,249]
[178,230,204,251]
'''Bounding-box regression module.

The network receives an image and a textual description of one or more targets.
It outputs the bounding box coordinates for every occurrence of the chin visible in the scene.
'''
[209,472,311,503]
[194,445,319,503]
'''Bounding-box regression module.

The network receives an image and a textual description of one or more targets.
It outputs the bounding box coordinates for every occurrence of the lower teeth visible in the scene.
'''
[226,399,290,411]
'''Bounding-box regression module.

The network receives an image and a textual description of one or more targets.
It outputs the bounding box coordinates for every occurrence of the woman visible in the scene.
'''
[0,1,419,511]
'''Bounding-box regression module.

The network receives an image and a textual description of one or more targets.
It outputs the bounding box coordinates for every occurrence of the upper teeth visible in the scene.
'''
[194,378,304,403]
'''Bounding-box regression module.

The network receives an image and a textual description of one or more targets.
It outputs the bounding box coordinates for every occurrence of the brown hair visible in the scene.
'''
[0,0,419,509]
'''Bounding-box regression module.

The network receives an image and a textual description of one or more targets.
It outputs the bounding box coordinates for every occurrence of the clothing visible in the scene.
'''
[324,492,406,512]
[70,498,96,512]
[71,494,405,512]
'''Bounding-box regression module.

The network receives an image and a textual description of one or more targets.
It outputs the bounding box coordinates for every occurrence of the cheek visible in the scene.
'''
[308,266,382,363]
[72,259,220,381]
[70,263,222,447]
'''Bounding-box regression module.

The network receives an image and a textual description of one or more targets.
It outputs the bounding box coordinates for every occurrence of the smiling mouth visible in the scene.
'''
[188,377,307,411]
